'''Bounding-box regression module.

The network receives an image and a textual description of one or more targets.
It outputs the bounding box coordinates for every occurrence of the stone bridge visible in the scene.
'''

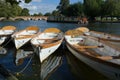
[0,16,48,21]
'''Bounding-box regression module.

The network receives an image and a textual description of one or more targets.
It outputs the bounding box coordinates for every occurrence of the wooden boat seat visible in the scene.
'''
[86,49,102,57]
[97,55,120,60]
[74,44,120,61]
[16,35,32,39]
[73,44,104,49]
[86,49,120,60]
[37,38,59,41]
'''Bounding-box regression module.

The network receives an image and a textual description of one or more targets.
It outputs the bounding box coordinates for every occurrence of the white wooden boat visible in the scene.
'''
[31,28,64,63]
[90,31,120,42]
[12,26,39,49]
[76,27,120,48]
[76,27,120,42]
[0,26,16,45]
[65,29,120,80]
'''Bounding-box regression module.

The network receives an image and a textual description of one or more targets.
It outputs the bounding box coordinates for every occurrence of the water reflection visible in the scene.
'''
[0,20,120,80]
[40,50,62,80]
[0,44,63,80]
[65,48,109,80]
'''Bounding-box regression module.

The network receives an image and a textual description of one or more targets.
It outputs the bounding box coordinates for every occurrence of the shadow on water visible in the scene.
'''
[0,42,64,80]
[65,47,109,80]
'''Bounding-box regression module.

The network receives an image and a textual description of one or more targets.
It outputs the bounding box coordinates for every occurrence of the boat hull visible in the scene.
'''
[66,44,120,80]
[14,37,31,49]
[36,41,62,63]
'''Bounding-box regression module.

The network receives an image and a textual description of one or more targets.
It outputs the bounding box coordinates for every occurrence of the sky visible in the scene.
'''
[19,0,83,15]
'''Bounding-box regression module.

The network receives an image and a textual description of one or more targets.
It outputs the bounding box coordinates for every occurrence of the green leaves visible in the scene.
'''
[20,8,30,16]
[57,0,70,15]
[84,0,102,17]
[67,2,83,16]
[24,0,32,3]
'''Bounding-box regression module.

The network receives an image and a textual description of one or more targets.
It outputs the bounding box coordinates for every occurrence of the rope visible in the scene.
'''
[16,54,34,74]
[7,54,34,75]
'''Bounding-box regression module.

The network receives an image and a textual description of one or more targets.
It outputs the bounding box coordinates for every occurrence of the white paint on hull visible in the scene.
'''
[14,38,31,49]
[0,30,15,35]
[38,42,62,62]
[67,44,120,80]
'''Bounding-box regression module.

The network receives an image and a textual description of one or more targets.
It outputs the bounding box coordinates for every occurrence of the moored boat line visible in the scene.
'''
[0,25,120,80]
[65,27,120,80]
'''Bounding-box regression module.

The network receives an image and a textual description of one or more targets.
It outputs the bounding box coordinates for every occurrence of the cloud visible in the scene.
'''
[32,0,42,2]
[19,1,57,15]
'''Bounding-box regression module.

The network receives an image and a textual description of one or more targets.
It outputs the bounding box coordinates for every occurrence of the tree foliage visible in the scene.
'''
[52,10,60,16]
[32,12,43,16]
[102,0,120,17]
[5,0,32,5]
[20,8,30,16]
[67,2,83,16]
[0,1,22,17]
[44,13,52,16]
[57,0,70,15]
[83,0,103,18]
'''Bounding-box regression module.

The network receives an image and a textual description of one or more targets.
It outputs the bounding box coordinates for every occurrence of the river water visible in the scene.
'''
[0,20,120,80]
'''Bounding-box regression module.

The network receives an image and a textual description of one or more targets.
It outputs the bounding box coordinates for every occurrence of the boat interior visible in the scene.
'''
[69,36,120,65]
[90,31,120,41]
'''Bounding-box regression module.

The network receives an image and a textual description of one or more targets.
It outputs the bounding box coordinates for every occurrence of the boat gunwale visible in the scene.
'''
[65,37,120,69]
[88,36,120,52]
[13,26,39,36]
[32,37,64,49]
[90,31,120,38]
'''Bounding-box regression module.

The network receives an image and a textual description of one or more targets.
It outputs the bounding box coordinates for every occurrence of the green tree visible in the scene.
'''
[12,4,22,16]
[44,13,52,16]
[32,12,43,16]
[52,10,60,16]
[57,0,70,15]
[0,1,22,18]
[5,0,32,5]
[114,0,120,17]
[67,2,83,17]
[84,0,103,20]
[20,8,30,16]
[102,0,120,17]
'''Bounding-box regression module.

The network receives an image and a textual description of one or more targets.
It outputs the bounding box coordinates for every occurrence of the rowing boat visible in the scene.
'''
[76,27,120,42]
[12,26,39,49]
[0,25,16,45]
[90,31,120,42]
[31,28,64,63]
[65,28,120,80]
[76,27,120,48]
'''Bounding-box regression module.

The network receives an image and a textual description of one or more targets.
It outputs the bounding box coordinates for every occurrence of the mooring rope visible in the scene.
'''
[17,54,34,74]
[7,54,34,76]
